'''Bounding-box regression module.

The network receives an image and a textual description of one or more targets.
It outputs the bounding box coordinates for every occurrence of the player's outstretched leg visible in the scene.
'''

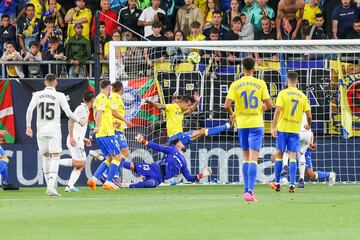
[190,123,231,142]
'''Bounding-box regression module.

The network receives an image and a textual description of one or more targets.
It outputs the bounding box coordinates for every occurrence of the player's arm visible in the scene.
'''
[304,110,312,130]
[224,84,236,125]
[262,82,273,111]
[271,106,282,138]
[145,98,166,110]
[135,134,173,154]
[93,109,103,134]
[25,94,37,137]
[68,118,76,146]
[181,163,212,182]
[111,109,134,128]
[292,2,304,39]
[60,94,83,125]
[276,1,284,40]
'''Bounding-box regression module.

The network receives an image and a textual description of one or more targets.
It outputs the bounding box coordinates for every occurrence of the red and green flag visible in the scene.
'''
[0,80,15,143]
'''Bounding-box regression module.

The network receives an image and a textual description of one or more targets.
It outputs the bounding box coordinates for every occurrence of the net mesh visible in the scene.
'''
[109,41,360,184]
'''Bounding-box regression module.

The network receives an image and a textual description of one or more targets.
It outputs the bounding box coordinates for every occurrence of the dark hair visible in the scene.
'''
[112,29,121,36]
[100,80,111,89]
[315,13,324,19]
[45,73,57,82]
[261,16,271,22]
[111,81,124,92]
[240,13,246,17]
[190,20,201,29]
[181,95,195,103]
[169,138,181,146]
[242,57,255,71]
[26,3,35,9]
[6,41,15,47]
[174,30,186,40]
[48,36,59,43]
[44,16,55,24]
[152,20,162,28]
[99,21,105,26]
[29,41,38,48]
[355,19,360,24]
[83,91,95,102]
[209,27,219,35]
[212,9,222,16]
[1,14,9,20]
[270,16,276,21]
[233,16,241,22]
[287,71,298,82]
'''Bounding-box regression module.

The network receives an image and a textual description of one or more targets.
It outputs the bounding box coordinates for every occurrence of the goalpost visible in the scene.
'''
[109,40,360,184]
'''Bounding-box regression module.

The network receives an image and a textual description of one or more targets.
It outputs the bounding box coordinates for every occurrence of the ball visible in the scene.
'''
[187,52,201,64]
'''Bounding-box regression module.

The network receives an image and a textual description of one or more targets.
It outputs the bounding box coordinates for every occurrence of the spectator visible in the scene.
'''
[56,0,75,12]
[160,0,176,24]
[194,0,207,19]
[0,0,18,22]
[16,0,46,23]
[254,16,277,63]
[200,27,222,65]
[0,14,16,56]
[91,0,117,38]
[0,41,24,78]
[118,0,143,38]
[241,0,260,28]
[137,0,165,37]
[225,15,241,40]
[42,0,65,28]
[98,21,111,58]
[186,20,206,41]
[175,0,203,37]
[104,29,122,60]
[164,28,175,40]
[42,36,66,76]
[109,0,127,14]
[221,0,232,12]
[322,0,340,36]
[254,0,275,32]
[65,23,91,78]
[24,40,42,77]
[301,0,321,26]
[144,21,168,66]
[239,12,254,39]
[137,0,151,10]
[270,16,276,29]
[222,0,241,29]
[39,16,63,52]
[203,9,229,39]
[332,0,359,39]
[17,3,41,54]
[347,19,360,39]
[167,30,191,63]
[276,0,305,40]
[203,0,220,27]
[305,13,328,39]
[84,0,100,13]
[65,0,92,40]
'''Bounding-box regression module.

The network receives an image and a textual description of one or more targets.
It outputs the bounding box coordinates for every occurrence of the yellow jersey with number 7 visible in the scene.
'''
[226,76,270,128]
[276,87,311,133]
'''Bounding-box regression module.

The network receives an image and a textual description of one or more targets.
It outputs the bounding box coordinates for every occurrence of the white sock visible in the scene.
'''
[299,154,306,180]
[42,156,50,186]
[283,152,289,167]
[68,168,81,188]
[59,158,73,167]
[48,156,60,190]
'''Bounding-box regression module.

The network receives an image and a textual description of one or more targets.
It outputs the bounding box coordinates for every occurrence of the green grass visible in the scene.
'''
[0,184,359,240]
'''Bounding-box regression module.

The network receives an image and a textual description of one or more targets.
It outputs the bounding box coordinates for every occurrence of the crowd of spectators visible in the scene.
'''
[0,0,359,78]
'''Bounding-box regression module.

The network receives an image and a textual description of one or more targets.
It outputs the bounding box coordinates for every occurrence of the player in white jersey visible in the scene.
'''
[25,74,85,196]
[58,91,95,192]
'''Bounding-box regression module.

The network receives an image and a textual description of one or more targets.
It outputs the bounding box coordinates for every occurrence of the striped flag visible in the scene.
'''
[123,77,161,126]
[0,80,15,143]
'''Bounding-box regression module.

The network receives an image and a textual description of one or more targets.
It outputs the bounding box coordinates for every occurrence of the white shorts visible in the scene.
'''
[299,131,312,154]
[37,135,62,155]
[66,138,86,161]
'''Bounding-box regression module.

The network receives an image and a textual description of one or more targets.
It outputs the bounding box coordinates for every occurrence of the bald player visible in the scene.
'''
[276,0,305,40]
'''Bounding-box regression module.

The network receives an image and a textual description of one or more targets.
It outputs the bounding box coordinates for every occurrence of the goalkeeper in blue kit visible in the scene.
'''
[120,134,212,188]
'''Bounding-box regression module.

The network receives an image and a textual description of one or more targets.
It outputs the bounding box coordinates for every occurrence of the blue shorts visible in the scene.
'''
[305,150,313,170]
[134,162,163,186]
[0,145,5,157]
[237,128,264,151]
[168,131,193,147]
[276,131,300,153]
[96,136,120,157]
[115,131,128,149]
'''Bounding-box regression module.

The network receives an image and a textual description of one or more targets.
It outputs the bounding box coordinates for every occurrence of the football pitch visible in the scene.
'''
[0,184,359,240]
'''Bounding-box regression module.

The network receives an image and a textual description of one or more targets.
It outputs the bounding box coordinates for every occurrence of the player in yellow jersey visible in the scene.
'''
[224,57,272,202]
[0,131,19,190]
[271,72,312,193]
[87,80,123,191]
[147,92,231,147]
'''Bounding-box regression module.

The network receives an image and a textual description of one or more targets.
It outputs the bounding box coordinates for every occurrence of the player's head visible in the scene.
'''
[242,57,256,74]
[179,95,194,110]
[112,81,124,95]
[100,80,112,96]
[83,90,95,107]
[44,73,57,87]
[169,138,187,153]
[286,71,299,87]
[171,95,182,103]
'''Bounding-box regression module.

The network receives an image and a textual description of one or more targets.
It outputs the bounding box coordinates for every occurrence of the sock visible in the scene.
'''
[298,154,306,180]
[93,159,111,179]
[242,161,250,193]
[115,158,126,178]
[205,124,229,136]
[0,161,8,185]
[247,161,258,194]
[283,152,289,167]
[59,158,73,167]
[274,159,283,184]
[67,168,81,188]
[106,160,121,182]
[315,171,330,180]
[48,156,60,190]
[42,156,50,186]
[289,159,297,186]
[129,179,156,188]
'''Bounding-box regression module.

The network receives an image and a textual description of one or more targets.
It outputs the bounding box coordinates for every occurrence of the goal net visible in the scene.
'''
[109,40,360,184]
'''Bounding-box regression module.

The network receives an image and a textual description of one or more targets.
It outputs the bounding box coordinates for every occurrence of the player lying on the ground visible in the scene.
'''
[146,92,231,147]
[0,131,19,190]
[119,133,212,188]
[58,91,95,192]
